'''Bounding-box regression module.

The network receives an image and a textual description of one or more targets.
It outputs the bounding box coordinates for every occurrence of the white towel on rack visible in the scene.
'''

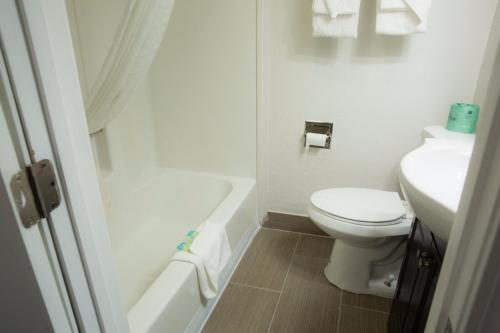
[379,0,407,11]
[376,0,432,35]
[312,0,330,15]
[312,0,361,38]
[313,14,360,38]
[406,0,432,21]
[313,0,358,18]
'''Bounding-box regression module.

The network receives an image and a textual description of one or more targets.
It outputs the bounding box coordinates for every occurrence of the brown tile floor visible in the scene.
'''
[264,212,329,236]
[202,228,391,333]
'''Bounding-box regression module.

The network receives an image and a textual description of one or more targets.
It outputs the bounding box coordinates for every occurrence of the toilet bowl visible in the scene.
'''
[307,188,413,298]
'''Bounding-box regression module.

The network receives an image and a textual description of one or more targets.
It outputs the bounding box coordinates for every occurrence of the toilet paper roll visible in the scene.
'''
[305,132,328,148]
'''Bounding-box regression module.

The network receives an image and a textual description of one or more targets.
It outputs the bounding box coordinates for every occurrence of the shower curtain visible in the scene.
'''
[85,0,175,134]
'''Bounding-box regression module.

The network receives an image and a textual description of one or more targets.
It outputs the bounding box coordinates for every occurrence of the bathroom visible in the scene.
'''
[0,0,499,332]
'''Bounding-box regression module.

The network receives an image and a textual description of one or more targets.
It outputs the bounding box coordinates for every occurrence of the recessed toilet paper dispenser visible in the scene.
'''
[304,121,333,149]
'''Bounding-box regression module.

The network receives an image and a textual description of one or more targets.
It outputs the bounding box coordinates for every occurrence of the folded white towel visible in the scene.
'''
[380,0,407,11]
[406,0,432,21]
[330,0,358,18]
[171,251,217,299]
[189,222,232,293]
[170,222,232,300]
[312,0,361,38]
[313,0,358,18]
[376,0,432,35]
[312,0,330,15]
[376,11,426,35]
[313,14,360,38]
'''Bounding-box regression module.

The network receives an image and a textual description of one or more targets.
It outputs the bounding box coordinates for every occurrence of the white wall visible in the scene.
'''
[474,5,500,108]
[150,0,257,178]
[67,0,257,183]
[263,0,498,216]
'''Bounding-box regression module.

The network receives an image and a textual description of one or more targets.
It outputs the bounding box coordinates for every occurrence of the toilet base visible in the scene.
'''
[324,237,405,298]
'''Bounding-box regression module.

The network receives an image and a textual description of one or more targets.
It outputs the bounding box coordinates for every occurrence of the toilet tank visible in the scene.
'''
[422,125,475,144]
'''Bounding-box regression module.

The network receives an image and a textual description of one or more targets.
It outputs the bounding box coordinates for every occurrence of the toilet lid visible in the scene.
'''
[310,188,406,223]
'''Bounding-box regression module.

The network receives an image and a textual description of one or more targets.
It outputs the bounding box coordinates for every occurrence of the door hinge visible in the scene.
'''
[10,159,61,228]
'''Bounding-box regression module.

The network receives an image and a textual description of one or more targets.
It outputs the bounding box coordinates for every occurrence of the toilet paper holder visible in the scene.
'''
[304,121,333,149]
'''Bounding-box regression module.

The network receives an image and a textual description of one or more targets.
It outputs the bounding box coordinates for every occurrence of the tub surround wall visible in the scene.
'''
[99,78,159,190]
[66,0,160,192]
[66,0,258,212]
[149,0,257,178]
[66,0,127,100]
[67,0,257,182]
[262,0,498,216]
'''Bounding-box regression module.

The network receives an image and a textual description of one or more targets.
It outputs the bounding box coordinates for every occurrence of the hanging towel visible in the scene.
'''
[313,0,358,18]
[406,0,432,21]
[379,0,407,11]
[327,0,359,18]
[170,222,232,300]
[312,0,361,38]
[312,0,331,15]
[313,14,360,38]
[376,0,432,35]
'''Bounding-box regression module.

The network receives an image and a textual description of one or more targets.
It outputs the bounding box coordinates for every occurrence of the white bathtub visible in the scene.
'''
[103,168,258,333]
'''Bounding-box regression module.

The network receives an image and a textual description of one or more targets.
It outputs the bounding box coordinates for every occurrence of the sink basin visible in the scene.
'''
[400,139,473,240]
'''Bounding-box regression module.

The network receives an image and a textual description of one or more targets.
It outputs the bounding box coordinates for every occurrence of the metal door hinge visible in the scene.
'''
[10,159,61,228]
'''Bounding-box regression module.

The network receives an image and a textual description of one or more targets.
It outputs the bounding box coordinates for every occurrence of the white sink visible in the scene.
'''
[400,139,473,240]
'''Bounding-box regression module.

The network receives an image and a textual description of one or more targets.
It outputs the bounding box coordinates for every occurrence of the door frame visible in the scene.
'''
[425,18,500,332]
[0,47,76,333]
[2,0,129,332]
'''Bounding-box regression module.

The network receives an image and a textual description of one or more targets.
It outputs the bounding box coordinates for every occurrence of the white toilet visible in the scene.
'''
[307,126,474,298]
[307,187,413,298]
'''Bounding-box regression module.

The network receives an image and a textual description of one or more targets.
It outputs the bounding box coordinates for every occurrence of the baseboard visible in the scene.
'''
[263,211,328,236]
[184,218,260,333]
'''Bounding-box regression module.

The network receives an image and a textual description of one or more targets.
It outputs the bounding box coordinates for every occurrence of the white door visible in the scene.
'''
[0,1,102,331]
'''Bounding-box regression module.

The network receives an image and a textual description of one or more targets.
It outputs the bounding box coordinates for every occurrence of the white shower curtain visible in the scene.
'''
[85,0,175,134]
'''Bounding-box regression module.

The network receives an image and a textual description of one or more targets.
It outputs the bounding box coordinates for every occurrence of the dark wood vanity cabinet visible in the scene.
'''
[388,219,447,333]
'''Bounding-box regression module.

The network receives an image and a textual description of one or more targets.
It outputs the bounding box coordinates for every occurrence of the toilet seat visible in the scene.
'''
[308,188,413,240]
[310,188,407,226]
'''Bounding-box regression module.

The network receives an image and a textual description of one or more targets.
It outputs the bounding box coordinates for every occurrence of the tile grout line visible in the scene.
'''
[341,303,392,315]
[337,291,343,332]
[293,253,330,260]
[229,281,281,294]
[261,226,332,239]
[265,233,301,333]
